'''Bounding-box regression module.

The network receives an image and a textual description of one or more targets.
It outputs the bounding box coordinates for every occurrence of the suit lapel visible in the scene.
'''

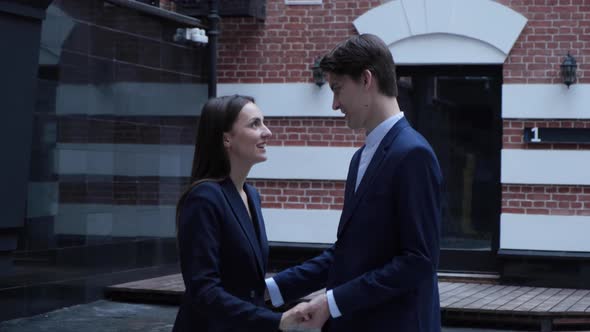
[220,179,265,278]
[245,184,269,271]
[337,118,410,238]
[338,148,362,235]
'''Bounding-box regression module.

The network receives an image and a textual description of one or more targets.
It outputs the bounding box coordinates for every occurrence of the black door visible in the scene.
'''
[397,65,502,272]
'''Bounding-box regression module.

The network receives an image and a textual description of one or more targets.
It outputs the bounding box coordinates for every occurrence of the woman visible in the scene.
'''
[172,95,305,332]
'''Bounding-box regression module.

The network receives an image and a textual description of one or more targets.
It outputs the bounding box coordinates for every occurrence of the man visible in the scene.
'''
[266,34,443,332]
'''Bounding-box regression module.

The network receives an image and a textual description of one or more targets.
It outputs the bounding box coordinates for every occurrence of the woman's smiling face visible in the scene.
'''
[224,102,272,166]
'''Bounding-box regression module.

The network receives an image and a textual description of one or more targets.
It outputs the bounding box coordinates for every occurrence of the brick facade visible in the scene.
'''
[56,0,590,217]
[502,185,590,216]
[497,0,590,84]
[217,0,387,84]
[251,179,345,210]
[215,0,590,218]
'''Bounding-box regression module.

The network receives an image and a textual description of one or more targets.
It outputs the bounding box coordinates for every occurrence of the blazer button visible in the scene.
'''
[250,290,256,299]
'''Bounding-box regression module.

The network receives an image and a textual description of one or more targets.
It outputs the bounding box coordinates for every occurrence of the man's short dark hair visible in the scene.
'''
[320,33,398,97]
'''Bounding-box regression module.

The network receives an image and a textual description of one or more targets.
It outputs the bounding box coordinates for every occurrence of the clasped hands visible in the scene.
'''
[279,293,330,332]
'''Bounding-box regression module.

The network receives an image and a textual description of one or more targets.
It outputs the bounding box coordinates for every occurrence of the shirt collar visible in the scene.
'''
[365,112,404,149]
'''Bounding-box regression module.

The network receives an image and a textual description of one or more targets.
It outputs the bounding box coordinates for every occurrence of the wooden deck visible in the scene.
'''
[106,274,590,331]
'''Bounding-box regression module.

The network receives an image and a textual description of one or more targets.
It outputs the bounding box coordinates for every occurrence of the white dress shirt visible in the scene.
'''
[355,112,405,191]
[266,112,405,318]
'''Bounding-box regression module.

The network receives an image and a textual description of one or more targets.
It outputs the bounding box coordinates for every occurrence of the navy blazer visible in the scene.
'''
[273,117,443,332]
[172,178,281,332]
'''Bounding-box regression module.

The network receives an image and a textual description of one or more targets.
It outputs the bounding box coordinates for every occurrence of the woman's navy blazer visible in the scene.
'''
[172,178,281,332]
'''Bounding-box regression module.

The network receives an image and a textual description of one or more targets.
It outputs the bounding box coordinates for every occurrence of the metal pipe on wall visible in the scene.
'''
[207,0,219,98]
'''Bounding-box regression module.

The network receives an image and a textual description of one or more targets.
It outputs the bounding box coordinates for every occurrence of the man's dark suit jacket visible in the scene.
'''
[172,178,281,332]
[273,117,443,332]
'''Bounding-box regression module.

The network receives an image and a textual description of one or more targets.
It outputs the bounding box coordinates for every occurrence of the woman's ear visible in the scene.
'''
[223,133,231,148]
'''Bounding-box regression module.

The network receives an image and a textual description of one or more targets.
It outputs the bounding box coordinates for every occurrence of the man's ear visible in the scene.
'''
[361,69,373,89]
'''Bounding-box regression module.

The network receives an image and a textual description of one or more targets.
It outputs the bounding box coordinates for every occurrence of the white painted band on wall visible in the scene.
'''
[501,213,590,252]
[503,84,590,119]
[54,204,339,244]
[501,149,590,185]
[55,144,356,180]
[263,208,339,244]
[55,83,340,118]
[218,83,339,117]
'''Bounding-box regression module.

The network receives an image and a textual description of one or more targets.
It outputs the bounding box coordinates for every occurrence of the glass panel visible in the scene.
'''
[1,0,208,320]
[397,66,502,251]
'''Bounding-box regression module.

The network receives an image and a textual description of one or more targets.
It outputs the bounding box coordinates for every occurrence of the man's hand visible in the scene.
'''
[297,293,330,330]
[279,302,311,331]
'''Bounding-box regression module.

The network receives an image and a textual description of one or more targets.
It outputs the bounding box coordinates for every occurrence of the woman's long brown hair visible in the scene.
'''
[175,95,255,233]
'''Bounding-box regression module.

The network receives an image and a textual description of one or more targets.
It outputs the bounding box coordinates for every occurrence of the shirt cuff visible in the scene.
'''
[265,277,285,307]
[326,289,342,318]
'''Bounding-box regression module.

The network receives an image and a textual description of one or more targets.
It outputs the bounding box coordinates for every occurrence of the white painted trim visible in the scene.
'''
[56,83,339,118]
[501,149,590,185]
[353,0,527,64]
[55,143,356,180]
[502,84,590,119]
[54,204,339,243]
[390,34,505,64]
[263,208,338,244]
[218,83,339,117]
[501,213,590,252]
[285,0,321,4]
[250,146,355,180]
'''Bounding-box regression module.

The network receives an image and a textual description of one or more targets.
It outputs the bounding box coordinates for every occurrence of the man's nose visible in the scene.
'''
[332,98,340,111]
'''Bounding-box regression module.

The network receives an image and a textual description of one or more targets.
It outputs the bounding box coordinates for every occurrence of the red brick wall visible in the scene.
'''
[218,0,589,85]
[215,0,590,216]
[266,118,364,147]
[251,180,345,210]
[217,0,386,84]
[502,119,590,216]
[502,185,590,216]
[497,0,589,84]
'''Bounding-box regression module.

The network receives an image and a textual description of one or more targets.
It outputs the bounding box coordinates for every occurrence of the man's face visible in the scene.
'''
[327,73,369,130]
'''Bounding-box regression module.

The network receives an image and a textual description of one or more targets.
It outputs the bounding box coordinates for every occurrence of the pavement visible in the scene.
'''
[0,299,540,332]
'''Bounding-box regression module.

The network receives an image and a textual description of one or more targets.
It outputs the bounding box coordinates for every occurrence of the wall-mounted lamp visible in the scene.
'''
[560,52,577,88]
[311,57,325,87]
[174,28,208,45]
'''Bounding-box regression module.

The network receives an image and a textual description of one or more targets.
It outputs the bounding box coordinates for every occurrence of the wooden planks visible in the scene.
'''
[107,275,590,329]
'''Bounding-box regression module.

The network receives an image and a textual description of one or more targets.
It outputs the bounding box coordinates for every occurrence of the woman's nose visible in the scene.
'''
[262,124,272,138]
